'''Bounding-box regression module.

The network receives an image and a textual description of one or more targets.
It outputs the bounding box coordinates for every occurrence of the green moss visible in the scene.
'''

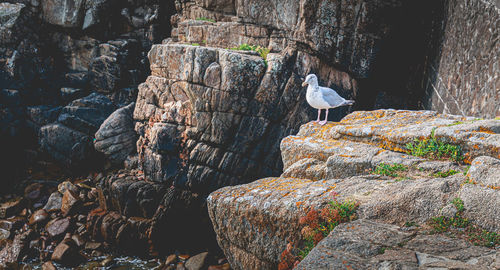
[195,17,216,23]
[191,43,200,46]
[405,129,464,162]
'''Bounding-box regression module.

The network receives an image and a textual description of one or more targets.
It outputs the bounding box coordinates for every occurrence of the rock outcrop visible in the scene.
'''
[208,110,500,269]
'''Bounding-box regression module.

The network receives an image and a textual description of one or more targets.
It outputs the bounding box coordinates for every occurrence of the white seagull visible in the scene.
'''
[302,74,355,125]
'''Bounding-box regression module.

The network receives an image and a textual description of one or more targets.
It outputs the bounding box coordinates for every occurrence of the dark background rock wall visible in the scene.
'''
[424,0,500,118]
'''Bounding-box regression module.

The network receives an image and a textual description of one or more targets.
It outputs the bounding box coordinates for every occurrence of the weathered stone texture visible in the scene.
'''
[296,220,499,270]
[134,44,357,193]
[208,110,500,270]
[425,0,500,118]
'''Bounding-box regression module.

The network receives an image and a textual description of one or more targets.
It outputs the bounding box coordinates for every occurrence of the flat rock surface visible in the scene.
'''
[296,219,498,270]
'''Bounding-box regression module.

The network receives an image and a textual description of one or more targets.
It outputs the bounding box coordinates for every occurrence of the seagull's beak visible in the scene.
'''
[302,81,308,87]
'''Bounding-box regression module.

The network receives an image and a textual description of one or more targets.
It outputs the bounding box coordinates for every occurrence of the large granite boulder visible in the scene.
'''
[39,93,115,170]
[207,110,500,269]
[94,102,138,166]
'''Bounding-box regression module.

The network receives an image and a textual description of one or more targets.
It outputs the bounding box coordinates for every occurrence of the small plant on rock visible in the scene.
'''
[230,43,271,66]
[372,163,408,177]
[195,17,216,23]
[433,169,460,178]
[405,129,464,162]
[278,192,359,270]
[429,198,499,247]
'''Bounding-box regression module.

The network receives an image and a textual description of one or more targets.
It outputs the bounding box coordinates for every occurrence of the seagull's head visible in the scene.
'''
[302,74,318,87]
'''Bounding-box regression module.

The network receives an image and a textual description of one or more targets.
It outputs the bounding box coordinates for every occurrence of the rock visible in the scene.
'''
[0,3,25,44]
[185,252,209,270]
[0,229,33,267]
[28,209,49,225]
[460,184,500,233]
[61,190,81,216]
[89,55,121,93]
[51,238,82,266]
[0,217,24,231]
[468,156,500,187]
[101,256,114,267]
[41,0,85,28]
[71,234,85,247]
[45,217,71,239]
[94,103,138,166]
[0,198,25,218]
[166,254,177,265]
[58,181,78,195]
[0,229,9,240]
[84,241,102,251]
[42,261,57,270]
[296,220,497,270]
[39,93,115,170]
[44,192,63,211]
[208,177,335,269]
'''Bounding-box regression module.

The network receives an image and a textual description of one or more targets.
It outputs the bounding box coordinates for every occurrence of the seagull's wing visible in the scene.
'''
[319,86,346,107]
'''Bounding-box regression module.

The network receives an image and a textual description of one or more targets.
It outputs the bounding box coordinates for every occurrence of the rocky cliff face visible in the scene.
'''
[0,0,499,266]
[208,110,500,269]
[424,0,500,118]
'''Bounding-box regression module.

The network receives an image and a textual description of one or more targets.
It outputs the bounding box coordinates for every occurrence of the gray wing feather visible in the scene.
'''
[319,86,345,107]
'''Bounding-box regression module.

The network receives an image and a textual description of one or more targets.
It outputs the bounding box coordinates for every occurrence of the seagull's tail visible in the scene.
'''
[343,100,355,106]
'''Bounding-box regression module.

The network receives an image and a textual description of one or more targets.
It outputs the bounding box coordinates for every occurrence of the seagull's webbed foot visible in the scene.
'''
[318,120,327,126]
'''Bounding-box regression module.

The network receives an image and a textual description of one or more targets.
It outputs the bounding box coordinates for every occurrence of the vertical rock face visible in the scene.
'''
[134,44,357,191]
[424,0,500,118]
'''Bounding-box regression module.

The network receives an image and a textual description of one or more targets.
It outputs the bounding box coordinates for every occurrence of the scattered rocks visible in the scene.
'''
[0,229,33,267]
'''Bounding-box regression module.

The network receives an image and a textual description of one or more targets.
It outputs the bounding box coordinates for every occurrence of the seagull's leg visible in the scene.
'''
[319,109,329,125]
[315,109,321,122]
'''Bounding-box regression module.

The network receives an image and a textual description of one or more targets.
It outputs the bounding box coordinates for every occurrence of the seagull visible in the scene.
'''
[302,74,355,125]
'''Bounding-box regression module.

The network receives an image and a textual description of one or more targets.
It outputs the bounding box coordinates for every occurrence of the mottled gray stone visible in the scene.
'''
[468,156,500,187]
[95,103,137,166]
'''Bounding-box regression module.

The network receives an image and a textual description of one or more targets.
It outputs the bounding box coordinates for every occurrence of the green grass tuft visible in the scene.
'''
[195,17,216,23]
